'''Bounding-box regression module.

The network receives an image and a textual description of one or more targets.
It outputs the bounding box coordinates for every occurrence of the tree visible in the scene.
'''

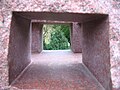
[48,29,69,50]
[53,24,70,43]
[43,24,70,50]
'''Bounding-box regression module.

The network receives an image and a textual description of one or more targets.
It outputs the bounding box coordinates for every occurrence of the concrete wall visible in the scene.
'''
[8,13,31,84]
[32,23,43,53]
[0,0,120,89]
[82,17,111,90]
[71,22,82,53]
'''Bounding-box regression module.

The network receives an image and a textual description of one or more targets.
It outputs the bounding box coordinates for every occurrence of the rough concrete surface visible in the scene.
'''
[0,0,120,90]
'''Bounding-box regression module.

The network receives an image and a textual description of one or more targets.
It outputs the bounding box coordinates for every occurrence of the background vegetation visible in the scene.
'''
[43,24,70,50]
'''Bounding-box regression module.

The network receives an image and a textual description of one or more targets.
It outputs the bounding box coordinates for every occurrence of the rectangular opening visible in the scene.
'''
[43,24,71,50]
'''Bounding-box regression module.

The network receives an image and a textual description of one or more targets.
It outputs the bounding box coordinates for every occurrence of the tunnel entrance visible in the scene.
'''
[8,12,112,90]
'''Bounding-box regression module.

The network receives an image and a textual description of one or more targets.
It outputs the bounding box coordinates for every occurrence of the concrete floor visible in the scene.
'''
[12,50,104,90]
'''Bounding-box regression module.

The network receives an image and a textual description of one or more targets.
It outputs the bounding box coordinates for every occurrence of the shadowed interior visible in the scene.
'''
[8,11,111,90]
[8,14,31,84]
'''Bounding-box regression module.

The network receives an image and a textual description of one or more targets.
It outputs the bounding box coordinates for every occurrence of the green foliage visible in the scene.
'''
[53,24,70,43]
[43,24,70,50]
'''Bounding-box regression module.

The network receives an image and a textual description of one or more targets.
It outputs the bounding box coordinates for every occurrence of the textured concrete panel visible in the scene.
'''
[71,22,82,53]
[82,17,112,90]
[8,14,31,84]
[32,23,43,53]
